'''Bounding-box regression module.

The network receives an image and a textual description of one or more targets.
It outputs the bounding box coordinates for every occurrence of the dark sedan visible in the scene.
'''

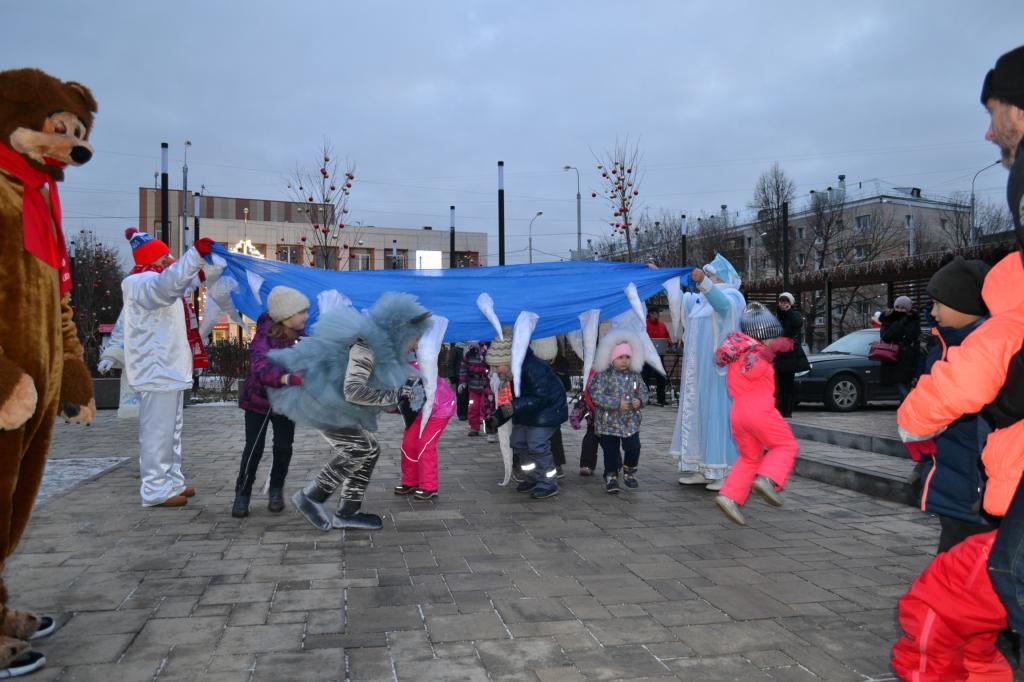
[793,329,902,411]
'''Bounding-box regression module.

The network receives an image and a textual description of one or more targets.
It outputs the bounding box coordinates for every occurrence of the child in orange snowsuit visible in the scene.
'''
[711,302,799,526]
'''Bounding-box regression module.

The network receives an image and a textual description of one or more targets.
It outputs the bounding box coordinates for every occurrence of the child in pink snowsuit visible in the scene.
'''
[396,360,456,500]
[712,302,799,526]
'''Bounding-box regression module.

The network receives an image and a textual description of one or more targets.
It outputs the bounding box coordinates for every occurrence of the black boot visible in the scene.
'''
[231,484,251,518]
[332,500,383,530]
[268,487,285,513]
[291,482,332,531]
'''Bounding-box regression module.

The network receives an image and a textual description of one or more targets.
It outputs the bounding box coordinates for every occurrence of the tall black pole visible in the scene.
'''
[497,161,505,266]
[193,192,201,241]
[781,200,790,292]
[680,214,688,266]
[160,143,169,244]
[449,205,456,268]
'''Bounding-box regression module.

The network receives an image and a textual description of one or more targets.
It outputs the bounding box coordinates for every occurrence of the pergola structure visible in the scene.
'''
[742,238,1018,344]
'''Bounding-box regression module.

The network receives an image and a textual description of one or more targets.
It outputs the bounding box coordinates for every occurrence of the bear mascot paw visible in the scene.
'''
[0,356,37,431]
[58,356,95,424]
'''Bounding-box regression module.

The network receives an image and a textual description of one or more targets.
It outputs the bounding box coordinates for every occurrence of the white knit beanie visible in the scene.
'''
[530,336,559,362]
[267,286,310,322]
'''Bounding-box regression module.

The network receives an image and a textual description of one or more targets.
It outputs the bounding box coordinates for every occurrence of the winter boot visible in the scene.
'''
[715,495,746,525]
[752,476,782,507]
[231,488,251,518]
[291,483,333,531]
[267,487,285,513]
[332,500,383,530]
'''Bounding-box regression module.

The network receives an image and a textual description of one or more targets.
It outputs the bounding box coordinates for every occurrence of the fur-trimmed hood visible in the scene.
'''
[594,328,645,373]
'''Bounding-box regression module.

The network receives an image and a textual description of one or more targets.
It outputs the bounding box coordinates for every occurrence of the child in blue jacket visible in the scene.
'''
[906,257,995,552]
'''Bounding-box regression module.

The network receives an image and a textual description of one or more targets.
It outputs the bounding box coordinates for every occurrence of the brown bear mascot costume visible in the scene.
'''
[0,68,97,677]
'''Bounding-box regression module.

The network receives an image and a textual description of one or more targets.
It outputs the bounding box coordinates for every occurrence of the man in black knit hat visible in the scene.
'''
[891,45,1024,679]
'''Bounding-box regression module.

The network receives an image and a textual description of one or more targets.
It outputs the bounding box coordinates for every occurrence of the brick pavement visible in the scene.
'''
[7,403,986,681]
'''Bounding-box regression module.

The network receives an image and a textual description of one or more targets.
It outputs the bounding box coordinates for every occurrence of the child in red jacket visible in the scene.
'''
[712,302,799,526]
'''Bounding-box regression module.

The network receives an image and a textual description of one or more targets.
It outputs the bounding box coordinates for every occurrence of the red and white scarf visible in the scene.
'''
[0,143,72,295]
[131,262,209,370]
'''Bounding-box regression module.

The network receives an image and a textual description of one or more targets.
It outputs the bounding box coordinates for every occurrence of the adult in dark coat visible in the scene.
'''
[879,297,922,398]
[446,343,468,421]
[773,293,810,418]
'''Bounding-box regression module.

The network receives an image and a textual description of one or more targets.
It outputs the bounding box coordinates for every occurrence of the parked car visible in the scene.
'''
[793,329,902,411]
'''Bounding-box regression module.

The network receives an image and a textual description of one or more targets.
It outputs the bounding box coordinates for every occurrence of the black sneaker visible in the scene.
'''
[1,651,45,678]
[516,479,537,493]
[605,475,620,494]
[413,489,437,500]
[530,486,559,500]
[555,466,566,479]
[623,471,638,489]
[394,485,416,495]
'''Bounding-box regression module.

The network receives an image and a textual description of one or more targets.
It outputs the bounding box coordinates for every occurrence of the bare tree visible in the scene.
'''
[750,163,796,275]
[929,191,974,250]
[688,210,741,269]
[286,140,364,269]
[630,212,678,266]
[976,197,1014,239]
[70,230,125,372]
[592,138,644,261]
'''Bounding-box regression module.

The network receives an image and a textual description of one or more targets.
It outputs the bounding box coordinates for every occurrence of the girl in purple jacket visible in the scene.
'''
[231,287,309,518]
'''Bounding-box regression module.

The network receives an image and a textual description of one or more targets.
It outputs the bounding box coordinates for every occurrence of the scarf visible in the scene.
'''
[0,143,72,295]
[131,262,209,370]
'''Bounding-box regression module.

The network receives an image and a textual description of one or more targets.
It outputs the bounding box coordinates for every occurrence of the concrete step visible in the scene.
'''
[795,439,917,506]
[790,420,904,458]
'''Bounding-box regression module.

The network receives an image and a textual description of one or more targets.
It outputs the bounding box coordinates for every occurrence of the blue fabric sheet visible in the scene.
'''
[211,244,693,343]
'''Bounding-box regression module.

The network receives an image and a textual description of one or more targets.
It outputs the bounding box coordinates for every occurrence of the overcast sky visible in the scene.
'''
[8,1,1023,265]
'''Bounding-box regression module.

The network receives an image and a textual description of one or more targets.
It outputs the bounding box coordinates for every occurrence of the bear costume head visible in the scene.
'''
[0,68,97,181]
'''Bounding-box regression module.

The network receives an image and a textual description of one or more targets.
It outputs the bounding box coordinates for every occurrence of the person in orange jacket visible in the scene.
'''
[891,45,1024,677]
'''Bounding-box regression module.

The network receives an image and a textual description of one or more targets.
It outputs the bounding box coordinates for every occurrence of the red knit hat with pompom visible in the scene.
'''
[125,226,170,266]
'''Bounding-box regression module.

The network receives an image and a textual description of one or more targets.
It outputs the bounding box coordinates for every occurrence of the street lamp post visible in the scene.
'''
[563,165,581,255]
[970,159,1001,246]
[528,211,543,264]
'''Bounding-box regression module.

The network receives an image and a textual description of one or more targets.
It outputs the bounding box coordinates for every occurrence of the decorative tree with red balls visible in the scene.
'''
[70,229,125,373]
[286,140,364,269]
[592,138,644,261]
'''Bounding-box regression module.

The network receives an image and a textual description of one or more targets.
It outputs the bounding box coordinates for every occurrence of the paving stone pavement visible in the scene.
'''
[10,403,1015,681]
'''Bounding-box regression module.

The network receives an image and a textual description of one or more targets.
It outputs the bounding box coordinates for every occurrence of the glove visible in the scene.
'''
[200,261,224,285]
[194,237,216,257]
[97,358,114,374]
[485,409,512,431]
[398,377,417,401]
[499,403,514,419]
[904,439,937,462]
[457,383,466,394]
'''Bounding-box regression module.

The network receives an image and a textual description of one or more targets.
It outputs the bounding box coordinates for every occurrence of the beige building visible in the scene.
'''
[138,188,488,270]
[727,177,970,282]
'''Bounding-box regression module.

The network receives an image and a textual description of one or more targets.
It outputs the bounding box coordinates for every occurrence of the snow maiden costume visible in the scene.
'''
[670,254,745,487]
[268,292,434,531]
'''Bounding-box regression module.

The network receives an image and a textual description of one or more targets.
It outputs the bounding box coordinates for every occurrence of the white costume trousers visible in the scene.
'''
[138,390,186,506]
